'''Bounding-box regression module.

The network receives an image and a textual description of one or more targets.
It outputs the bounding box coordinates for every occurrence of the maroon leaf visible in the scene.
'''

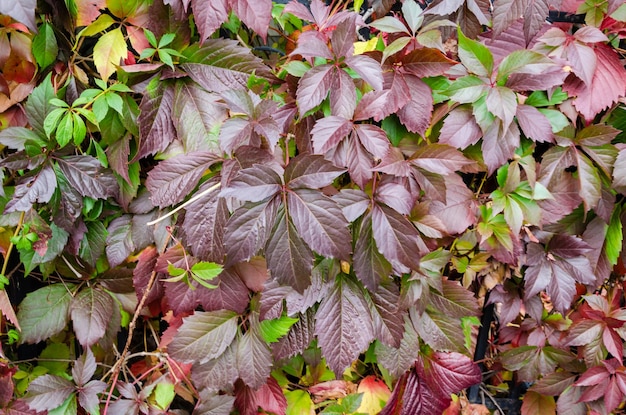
[516,104,553,143]
[225,197,280,266]
[136,82,176,160]
[221,164,282,203]
[311,115,353,154]
[412,306,468,352]
[375,319,421,379]
[287,189,351,260]
[410,143,474,175]
[418,350,481,397]
[191,344,238,391]
[379,369,450,415]
[613,148,626,194]
[563,44,626,122]
[194,391,235,415]
[5,164,56,213]
[296,64,335,116]
[345,54,384,90]
[168,310,239,364]
[236,316,273,389]
[70,287,113,347]
[181,181,228,263]
[486,85,517,129]
[254,376,288,415]
[396,74,434,135]
[182,39,274,93]
[430,279,480,318]
[191,0,228,42]
[230,0,272,41]
[290,30,334,60]
[23,375,74,412]
[132,245,163,305]
[439,106,483,149]
[265,208,314,293]
[329,67,357,118]
[146,151,220,208]
[354,213,393,291]
[482,118,520,174]
[355,124,390,159]
[56,155,118,200]
[285,153,346,189]
[369,281,405,347]
[375,181,414,216]
[199,269,251,314]
[372,204,422,272]
[73,351,106,414]
[315,275,375,376]
[273,309,316,361]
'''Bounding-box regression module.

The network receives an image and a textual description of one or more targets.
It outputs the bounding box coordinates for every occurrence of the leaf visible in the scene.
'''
[23,375,74,412]
[0,0,36,32]
[146,151,219,208]
[482,118,520,175]
[5,164,57,213]
[563,43,626,122]
[311,115,353,154]
[69,287,113,347]
[418,350,481,397]
[190,0,228,42]
[221,165,282,203]
[136,82,176,159]
[273,309,316,361]
[259,316,298,343]
[356,376,391,415]
[613,148,626,194]
[230,0,272,41]
[457,29,493,77]
[521,391,556,415]
[516,104,553,143]
[56,155,118,199]
[315,275,375,376]
[0,290,19,330]
[368,281,405,347]
[194,391,235,415]
[182,39,274,93]
[285,390,315,415]
[372,204,422,272]
[297,64,335,116]
[191,343,239,391]
[412,306,467,352]
[32,22,58,68]
[236,317,273,389]
[93,28,127,81]
[396,74,434,135]
[486,85,517,130]
[354,214,392,291]
[168,310,239,364]
[265,208,314,293]
[287,189,351,260]
[285,154,346,189]
[439,106,483,149]
[379,369,450,415]
[345,54,384,90]
[17,284,75,344]
[430,279,480,318]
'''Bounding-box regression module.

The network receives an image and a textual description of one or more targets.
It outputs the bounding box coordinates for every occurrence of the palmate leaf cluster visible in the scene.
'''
[0,0,625,414]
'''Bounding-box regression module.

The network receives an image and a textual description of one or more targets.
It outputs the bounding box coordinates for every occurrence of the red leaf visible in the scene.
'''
[516,104,554,143]
[397,48,457,78]
[345,54,384,90]
[297,64,335,116]
[439,106,482,149]
[329,68,357,118]
[482,118,520,175]
[372,204,422,272]
[380,369,450,415]
[563,44,626,122]
[311,115,353,154]
[521,391,555,415]
[255,377,287,414]
[418,351,481,398]
[191,0,228,42]
[396,74,433,135]
[221,164,282,203]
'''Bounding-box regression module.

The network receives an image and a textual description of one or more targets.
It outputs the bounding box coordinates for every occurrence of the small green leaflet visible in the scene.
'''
[165,261,223,289]
[606,204,623,266]
[259,315,299,343]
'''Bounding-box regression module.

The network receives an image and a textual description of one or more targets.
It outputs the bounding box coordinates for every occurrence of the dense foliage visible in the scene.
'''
[0,0,625,413]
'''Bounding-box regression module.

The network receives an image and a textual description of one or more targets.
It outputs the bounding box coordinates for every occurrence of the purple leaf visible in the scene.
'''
[285,153,346,189]
[106,215,134,268]
[296,64,335,116]
[315,275,375,376]
[181,182,228,263]
[482,118,520,175]
[182,39,274,93]
[225,197,280,266]
[221,164,282,203]
[5,164,56,213]
[56,155,118,200]
[265,209,314,293]
[380,369,450,415]
[78,380,106,415]
[191,0,228,42]
[23,375,74,412]
[198,269,251,314]
[375,181,414,216]
[236,316,272,389]
[230,0,272,41]
[191,344,238,391]
[137,82,176,160]
[329,69,357,118]
[410,143,474,175]
[485,85,517,130]
[372,203,424,272]
[273,309,316,361]
[287,189,351,260]
[398,48,457,78]
[70,287,114,347]
[516,104,554,143]
[430,279,480,318]
[173,81,227,153]
[290,30,334,60]
[132,245,163,305]
[168,310,239,364]
[354,214,392,291]
[613,148,626,194]
[369,281,405,347]
[345,55,384,90]
[439,106,483,150]
[396,74,434,135]
[418,350,481,397]
[333,189,370,222]
[373,147,412,177]
[330,14,357,59]
[355,124,390,159]
[311,115,353,154]
[412,306,467,352]
[194,391,235,415]
[146,151,220,208]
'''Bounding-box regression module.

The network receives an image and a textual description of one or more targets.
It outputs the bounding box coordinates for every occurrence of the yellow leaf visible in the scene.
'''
[93,28,127,81]
[353,37,379,55]
[356,376,391,415]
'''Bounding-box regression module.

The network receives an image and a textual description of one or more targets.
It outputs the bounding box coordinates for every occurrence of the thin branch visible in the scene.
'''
[146,182,221,226]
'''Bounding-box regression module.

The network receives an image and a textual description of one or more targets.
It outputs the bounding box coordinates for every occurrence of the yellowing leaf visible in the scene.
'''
[93,28,127,81]
[356,375,391,414]
[354,37,378,55]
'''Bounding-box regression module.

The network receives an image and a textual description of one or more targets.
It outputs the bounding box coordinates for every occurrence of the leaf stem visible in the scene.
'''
[146,182,222,226]
[1,211,25,277]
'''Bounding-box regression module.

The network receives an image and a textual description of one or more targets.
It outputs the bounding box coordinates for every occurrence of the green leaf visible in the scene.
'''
[25,73,58,136]
[43,108,67,138]
[39,343,71,375]
[56,112,74,148]
[496,50,555,82]
[382,36,411,63]
[444,75,487,103]
[158,33,176,48]
[152,381,175,410]
[32,22,58,68]
[143,28,158,47]
[77,14,115,39]
[93,28,127,81]
[286,390,315,415]
[538,108,570,133]
[259,316,299,343]
[17,284,76,344]
[191,261,223,281]
[457,28,493,77]
[606,205,623,266]
[72,112,87,146]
